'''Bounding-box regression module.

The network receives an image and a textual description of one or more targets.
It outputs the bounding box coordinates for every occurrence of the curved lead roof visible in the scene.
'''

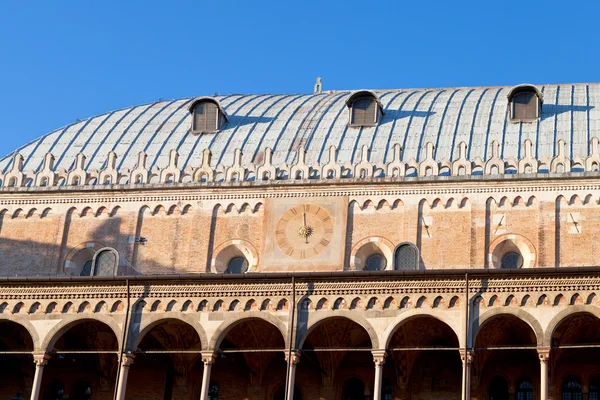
[1,84,598,173]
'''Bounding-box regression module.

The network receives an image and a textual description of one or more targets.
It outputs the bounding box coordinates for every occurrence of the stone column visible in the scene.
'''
[538,348,550,400]
[372,350,387,400]
[30,353,50,400]
[285,351,301,400]
[115,353,135,400]
[461,350,473,400]
[200,352,217,400]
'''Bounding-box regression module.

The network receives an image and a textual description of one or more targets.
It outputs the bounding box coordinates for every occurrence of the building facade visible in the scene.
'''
[1,83,600,400]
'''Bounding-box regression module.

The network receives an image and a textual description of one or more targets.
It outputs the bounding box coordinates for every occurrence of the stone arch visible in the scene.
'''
[298,312,380,349]
[40,315,122,352]
[382,309,463,349]
[133,314,208,351]
[543,306,600,347]
[473,308,543,348]
[211,239,259,273]
[208,313,288,351]
[0,315,40,350]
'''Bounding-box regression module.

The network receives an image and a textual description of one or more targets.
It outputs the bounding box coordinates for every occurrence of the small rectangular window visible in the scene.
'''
[193,102,219,132]
[351,97,378,126]
[512,92,537,120]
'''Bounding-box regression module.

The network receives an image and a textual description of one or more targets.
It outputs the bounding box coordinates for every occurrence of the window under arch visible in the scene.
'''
[562,376,583,400]
[365,253,387,271]
[501,251,523,269]
[342,378,365,400]
[225,256,248,274]
[516,377,534,400]
[394,243,419,270]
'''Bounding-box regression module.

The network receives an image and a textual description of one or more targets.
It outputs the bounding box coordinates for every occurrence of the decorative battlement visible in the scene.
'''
[2,138,600,189]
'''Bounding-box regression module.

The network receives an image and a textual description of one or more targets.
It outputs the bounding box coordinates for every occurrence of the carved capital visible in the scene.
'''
[537,347,550,363]
[372,350,387,366]
[33,353,50,367]
[121,352,135,368]
[284,351,301,366]
[460,349,473,365]
[202,352,218,365]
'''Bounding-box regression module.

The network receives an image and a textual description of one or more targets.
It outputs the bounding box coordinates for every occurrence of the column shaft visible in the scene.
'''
[200,353,217,400]
[30,354,50,400]
[115,354,135,400]
[461,350,472,400]
[285,351,301,400]
[372,351,387,400]
[539,349,550,400]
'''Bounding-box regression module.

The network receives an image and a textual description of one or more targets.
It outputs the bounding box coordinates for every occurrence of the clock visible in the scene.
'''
[275,203,334,259]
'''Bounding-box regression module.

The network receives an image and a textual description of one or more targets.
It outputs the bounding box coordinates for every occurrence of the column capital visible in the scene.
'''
[121,352,135,368]
[537,347,550,363]
[372,350,387,366]
[284,350,301,365]
[460,349,474,364]
[201,351,218,365]
[33,353,50,366]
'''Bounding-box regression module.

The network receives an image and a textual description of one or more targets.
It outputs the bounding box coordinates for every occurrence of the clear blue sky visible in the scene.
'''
[0,0,598,158]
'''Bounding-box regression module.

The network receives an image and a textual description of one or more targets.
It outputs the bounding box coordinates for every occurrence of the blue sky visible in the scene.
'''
[0,0,598,158]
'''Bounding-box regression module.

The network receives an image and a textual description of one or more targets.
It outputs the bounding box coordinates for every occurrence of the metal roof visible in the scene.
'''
[1,83,598,173]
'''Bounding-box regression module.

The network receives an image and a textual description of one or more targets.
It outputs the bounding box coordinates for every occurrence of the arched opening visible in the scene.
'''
[298,317,373,399]
[488,375,509,400]
[589,376,600,400]
[130,319,202,399]
[342,377,365,400]
[0,320,34,399]
[551,312,600,392]
[474,314,538,400]
[387,316,461,397]
[212,318,286,398]
[65,247,96,276]
[42,320,118,399]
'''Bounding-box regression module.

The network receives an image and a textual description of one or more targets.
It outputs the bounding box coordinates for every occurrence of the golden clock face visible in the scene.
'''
[275,203,334,259]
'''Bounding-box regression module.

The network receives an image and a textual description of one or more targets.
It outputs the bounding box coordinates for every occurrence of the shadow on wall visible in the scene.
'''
[0,212,197,277]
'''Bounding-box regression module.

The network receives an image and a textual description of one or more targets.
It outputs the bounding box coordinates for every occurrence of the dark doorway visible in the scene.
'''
[273,385,302,400]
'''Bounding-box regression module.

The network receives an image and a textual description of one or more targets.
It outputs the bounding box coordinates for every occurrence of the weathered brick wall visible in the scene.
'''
[1,179,599,276]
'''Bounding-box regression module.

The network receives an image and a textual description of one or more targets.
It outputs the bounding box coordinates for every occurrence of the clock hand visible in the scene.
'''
[303,212,308,244]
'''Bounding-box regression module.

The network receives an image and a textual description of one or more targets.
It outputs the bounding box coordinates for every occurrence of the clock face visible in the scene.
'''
[275,203,334,259]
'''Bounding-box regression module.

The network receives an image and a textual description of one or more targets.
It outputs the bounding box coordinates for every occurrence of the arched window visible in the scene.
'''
[364,253,387,271]
[589,377,600,400]
[562,376,583,400]
[225,257,248,274]
[382,378,393,400]
[507,84,542,122]
[92,248,119,276]
[516,377,534,400]
[188,98,227,134]
[394,243,419,270]
[347,91,383,127]
[489,376,509,400]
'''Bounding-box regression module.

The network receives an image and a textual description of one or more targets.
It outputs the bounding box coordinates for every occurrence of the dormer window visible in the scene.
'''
[346,90,384,127]
[507,84,543,122]
[188,97,228,134]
